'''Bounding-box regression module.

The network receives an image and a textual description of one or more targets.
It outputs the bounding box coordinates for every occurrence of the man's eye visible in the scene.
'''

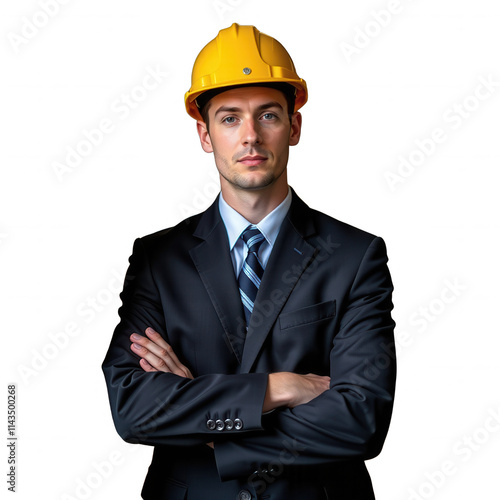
[262,113,276,120]
[222,116,236,124]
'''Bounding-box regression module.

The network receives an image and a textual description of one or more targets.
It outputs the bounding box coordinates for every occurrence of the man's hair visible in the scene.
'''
[196,83,297,130]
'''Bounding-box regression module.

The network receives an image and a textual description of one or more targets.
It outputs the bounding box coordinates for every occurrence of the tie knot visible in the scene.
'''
[241,225,265,253]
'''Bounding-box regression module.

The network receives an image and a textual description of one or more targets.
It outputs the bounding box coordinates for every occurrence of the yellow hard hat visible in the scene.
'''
[184,23,308,120]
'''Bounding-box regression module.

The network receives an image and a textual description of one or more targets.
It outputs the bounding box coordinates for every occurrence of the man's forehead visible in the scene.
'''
[208,86,287,110]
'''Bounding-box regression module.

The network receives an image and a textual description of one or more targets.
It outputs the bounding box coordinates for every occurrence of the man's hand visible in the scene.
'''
[131,328,213,447]
[130,327,193,379]
[263,372,331,412]
[130,329,329,415]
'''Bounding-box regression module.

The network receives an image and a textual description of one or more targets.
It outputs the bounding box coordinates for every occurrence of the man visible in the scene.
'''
[102,23,396,500]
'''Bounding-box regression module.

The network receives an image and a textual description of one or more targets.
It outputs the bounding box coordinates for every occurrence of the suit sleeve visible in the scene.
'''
[214,236,396,480]
[102,238,268,446]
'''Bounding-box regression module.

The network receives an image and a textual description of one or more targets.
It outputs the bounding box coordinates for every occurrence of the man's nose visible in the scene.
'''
[241,119,262,145]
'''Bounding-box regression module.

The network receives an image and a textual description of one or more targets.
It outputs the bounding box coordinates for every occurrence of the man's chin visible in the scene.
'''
[232,176,276,191]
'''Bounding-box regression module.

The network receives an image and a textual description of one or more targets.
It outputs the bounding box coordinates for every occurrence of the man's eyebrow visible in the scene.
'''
[214,106,241,117]
[213,101,284,118]
[256,101,284,112]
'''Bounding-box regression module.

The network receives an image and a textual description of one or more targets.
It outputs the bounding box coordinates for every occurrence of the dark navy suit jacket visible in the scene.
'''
[102,190,396,500]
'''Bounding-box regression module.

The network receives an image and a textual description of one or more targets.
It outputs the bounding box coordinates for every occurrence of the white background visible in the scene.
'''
[2,1,499,499]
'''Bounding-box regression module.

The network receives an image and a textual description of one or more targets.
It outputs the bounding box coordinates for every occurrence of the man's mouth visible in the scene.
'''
[237,155,268,166]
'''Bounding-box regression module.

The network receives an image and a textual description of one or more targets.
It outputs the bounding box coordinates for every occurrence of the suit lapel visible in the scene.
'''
[240,192,318,373]
[189,198,247,363]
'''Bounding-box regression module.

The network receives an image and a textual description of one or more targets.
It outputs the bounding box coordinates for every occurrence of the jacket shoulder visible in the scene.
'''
[311,208,379,242]
[289,190,382,248]
[304,205,382,248]
[133,211,205,257]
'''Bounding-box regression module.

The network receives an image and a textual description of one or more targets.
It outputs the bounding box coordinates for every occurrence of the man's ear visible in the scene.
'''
[196,120,213,153]
[289,112,302,146]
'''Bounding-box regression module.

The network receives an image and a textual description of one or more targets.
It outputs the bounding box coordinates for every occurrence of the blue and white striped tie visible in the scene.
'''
[238,225,265,326]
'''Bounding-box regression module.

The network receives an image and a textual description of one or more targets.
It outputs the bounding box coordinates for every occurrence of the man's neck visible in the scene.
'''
[220,182,289,224]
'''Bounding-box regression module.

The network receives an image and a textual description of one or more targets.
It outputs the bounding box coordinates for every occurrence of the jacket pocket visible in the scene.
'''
[279,300,336,330]
[141,476,187,500]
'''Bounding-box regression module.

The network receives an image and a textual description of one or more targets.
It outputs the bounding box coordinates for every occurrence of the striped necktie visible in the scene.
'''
[238,225,265,326]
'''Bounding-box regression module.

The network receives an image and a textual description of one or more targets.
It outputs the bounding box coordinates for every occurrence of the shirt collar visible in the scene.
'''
[218,187,292,251]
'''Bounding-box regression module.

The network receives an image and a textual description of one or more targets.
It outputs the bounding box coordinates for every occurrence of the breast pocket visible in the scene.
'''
[279,300,336,330]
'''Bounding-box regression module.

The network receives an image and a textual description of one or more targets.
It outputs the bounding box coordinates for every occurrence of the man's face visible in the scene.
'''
[196,86,302,194]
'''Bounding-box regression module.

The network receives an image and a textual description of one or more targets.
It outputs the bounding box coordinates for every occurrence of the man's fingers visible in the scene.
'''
[143,328,194,378]
[144,327,185,367]
[305,373,331,389]
[305,374,331,393]
[131,342,171,372]
[286,373,332,408]
[130,331,180,373]
[130,329,193,378]
[139,358,157,372]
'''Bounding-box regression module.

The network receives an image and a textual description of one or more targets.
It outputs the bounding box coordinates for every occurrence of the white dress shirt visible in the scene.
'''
[218,188,292,277]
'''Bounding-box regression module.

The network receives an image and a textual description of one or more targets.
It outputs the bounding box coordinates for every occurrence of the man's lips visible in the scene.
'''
[237,155,268,166]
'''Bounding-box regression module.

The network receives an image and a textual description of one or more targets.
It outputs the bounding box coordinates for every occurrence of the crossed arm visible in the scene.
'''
[130,327,331,413]
[103,235,395,479]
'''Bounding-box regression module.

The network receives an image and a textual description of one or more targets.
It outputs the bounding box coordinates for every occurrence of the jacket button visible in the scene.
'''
[238,490,252,500]
[234,418,243,430]
[215,419,225,431]
[206,419,216,430]
[224,418,234,430]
